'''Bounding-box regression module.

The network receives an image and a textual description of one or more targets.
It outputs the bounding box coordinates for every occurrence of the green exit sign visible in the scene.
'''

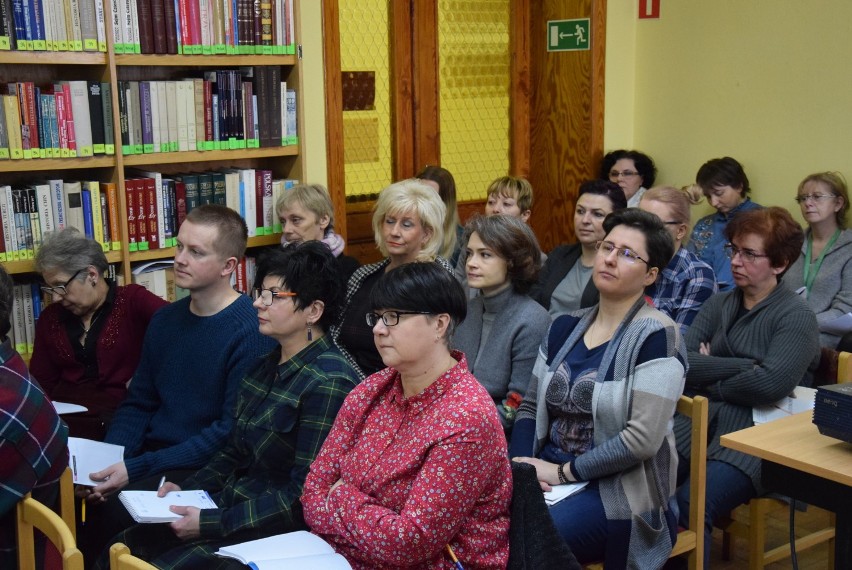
[547,18,590,52]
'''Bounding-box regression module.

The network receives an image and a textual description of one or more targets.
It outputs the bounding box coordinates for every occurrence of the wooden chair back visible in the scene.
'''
[109,543,158,570]
[16,494,83,570]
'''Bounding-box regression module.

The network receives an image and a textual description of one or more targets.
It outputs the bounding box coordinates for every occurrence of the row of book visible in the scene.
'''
[0,0,108,52]
[1,80,114,160]
[116,67,297,154]
[131,254,256,302]
[0,0,296,54]
[0,180,121,262]
[123,168,298,251]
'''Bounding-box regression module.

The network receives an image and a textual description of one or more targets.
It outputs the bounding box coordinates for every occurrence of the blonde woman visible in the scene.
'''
[330,179,450,377]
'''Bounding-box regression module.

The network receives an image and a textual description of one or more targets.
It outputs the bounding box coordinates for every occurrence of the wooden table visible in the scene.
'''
[721,411,852,567]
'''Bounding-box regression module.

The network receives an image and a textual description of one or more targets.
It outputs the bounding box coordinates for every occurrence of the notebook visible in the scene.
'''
[544,481,589,505]
[118,490,218,523]
[68,437,125,486]
[215,531,352,570]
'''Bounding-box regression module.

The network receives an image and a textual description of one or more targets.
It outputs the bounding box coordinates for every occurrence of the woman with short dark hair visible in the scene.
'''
[676,207,820,568]
[687,156,763,291]
[31,228,167,440]
[303,262,512,568]
[532,180,627,317]
[600,149,657,206]
[453,214,551,430]
[512,209,685,568]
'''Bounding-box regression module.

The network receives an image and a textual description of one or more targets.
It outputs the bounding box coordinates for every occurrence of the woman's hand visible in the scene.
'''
[513,457,562,492]
[157,482,181,497]
[169,506,201,540]
[699,342,712,355]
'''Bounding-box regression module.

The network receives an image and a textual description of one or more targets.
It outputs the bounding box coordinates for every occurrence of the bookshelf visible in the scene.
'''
[0,0,305,283]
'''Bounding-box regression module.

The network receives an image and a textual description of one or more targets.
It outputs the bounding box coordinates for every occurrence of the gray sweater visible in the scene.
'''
[675,284,820,492]
[452,287,550,420]
[783,228,852,348]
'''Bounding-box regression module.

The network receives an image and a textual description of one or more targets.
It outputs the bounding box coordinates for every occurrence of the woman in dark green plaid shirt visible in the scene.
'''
[101,242,359,569]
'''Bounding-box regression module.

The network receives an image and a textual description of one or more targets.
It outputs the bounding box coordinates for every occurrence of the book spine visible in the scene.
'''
[68,80,93,156]
[2,94,23,159]
[174,179,186,227]
[62,82,76,156]
[94,0,106,50]
[124,178,138,250]
[149,0,165,52]
[87,80,105,154]
[175,80,188,151]
[68,0,82,50]
[101,82,114,154]
[53,87,68,156]
[80,186,93,238]
[110,0,123,51]
[0,92,9,159]
[285,88,296,145]
[0,0,15,50]
[183,79,196,151]
[144,177,158,248]
[139,81,154,152]
[26,187,42,252]
[99,186,110,248]
[128,80,143,154]
[104,181,120,249]
[161,0,176,52]
[48,178,65,229]
[135,0,153,53]
[78,0,97,50]
[155,80,168,152]
[164,80,177,151]
[84,180,105,249]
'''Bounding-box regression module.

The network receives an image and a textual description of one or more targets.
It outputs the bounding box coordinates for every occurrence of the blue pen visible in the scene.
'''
[445,544,464,570]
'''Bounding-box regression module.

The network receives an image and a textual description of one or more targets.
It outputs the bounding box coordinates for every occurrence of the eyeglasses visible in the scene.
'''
[40,268,84,297]
[609,170,640,179]
[662,220,683,226]
[365,310,433,327]
[724,243,770,264]
[595,241,649,265]
[253,288,298,306]
[794,193,838,203]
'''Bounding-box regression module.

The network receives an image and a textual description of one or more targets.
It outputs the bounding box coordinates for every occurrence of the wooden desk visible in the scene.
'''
[721,412,852,567]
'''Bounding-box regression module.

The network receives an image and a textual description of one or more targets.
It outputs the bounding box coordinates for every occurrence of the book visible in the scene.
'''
[544,481,589,506]
[119,489,217,523]
[64,180,84,232]
[215,531,352,570]
[87,80,105,154]
[101,81,114,154]
[68,437,125,486]
[0,91,8,158]
[67,80,93,156]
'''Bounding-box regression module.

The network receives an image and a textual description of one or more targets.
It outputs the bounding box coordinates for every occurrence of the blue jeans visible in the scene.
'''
[677,460,756,569]
[548,482,607,563]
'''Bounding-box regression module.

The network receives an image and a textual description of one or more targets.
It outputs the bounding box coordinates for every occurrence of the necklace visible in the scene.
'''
[80,306,105,337]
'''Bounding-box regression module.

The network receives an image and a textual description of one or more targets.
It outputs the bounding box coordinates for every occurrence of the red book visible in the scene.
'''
[203,80,213,142]
[136,0,155,54]
[187,0,201,49]
[150,0,168,53]
[177,0,192,50]
[162,0,178,53]
[62,83,77,155]
[23,82,39,151]
[125,179,139,249]
[175,180,187,229]
[55,87,69,153]
[143,178,159,249]
[234,258,246,294]
[254,169,264,230]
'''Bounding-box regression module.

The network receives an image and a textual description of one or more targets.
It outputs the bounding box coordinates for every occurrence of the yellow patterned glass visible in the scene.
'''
[340,0,393,199]
[437,0,511,202]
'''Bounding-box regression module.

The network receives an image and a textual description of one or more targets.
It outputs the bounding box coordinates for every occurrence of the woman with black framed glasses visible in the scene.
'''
[303,262,512,568]
[675,207,820,568]
[511,209,687,568]
[783,171,852,349]
[30,228,167,440]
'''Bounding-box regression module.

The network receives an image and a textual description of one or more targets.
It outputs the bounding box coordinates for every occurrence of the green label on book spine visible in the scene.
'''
[138,241,149,251]
[111,241,121,250]
[72,40,83,51]
[133,144,143,154]
[247,138,259,148]
[128,242,138,252]
[83,39,98,50]
[79,146,93,157]
[122,145,133,154]
[202,45,212,54]
[93,144,105,154]
[32,40,46,50]
[105,144,115,155]
[143,144,154,153]
[169,141,178,152]
[213,44,225,54]
[0,38,9,50]
[0,149,8,159]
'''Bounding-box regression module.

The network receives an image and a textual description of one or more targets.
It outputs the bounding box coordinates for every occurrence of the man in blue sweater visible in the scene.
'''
[79,205,276,562]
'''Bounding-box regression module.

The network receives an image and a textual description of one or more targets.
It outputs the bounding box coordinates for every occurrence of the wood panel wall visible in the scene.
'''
[526,0,606,252]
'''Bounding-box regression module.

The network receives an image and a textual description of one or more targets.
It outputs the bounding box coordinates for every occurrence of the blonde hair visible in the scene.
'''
[275,183,336,232]
[486,176,534,212]
[641,185,703,227]
[798,172,849,228]
[372,179,446,260]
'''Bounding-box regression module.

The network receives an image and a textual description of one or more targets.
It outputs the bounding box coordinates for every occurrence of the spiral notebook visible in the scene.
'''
[118,490,217,523]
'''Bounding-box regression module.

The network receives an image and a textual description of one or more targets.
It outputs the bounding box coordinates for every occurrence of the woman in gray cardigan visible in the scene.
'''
[675,207,820,569]
[783,171,852,348]
[453,215,550,429]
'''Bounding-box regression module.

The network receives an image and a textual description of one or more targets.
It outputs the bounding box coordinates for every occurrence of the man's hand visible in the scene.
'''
[86,461,130,502]
[169,506,201,540]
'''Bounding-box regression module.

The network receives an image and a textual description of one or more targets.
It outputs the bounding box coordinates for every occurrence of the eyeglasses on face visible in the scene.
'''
[594,241,649,265]
[365,310,433,327]
[724,243,770,264]
[253,288,298,306]
[40,268,85,297]
[609,170,640,179]
[794,193,838,204]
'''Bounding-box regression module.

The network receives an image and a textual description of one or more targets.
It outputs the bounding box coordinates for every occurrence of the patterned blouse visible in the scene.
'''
[302,351,512,569]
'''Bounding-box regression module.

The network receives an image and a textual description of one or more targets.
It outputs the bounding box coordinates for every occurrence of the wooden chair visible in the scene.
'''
[109,543,158,570]
[584,394,709,570]
[59,466,76,541]
[716,351,850,569]
[16,494,83,570]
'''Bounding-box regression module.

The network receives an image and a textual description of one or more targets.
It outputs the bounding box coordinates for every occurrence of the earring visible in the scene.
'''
[307,323,313,341]
[91,279,97,287]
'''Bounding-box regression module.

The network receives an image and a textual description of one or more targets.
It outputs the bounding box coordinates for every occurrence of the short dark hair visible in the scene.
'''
[462,214,541,294]
[253,241,343,331]
[603,208,675,272]
[579,179,628,211]
[696,157,751,196]
[370,262,467,339]
[600,149,657,188]
[725,207,804,277]
[0,265,13,339]
[184,204,248,260]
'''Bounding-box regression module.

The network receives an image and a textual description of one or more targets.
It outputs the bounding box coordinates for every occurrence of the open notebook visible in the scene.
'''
[215,531,352,570]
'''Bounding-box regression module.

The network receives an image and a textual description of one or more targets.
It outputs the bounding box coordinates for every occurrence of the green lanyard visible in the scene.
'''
[803,228,840,297]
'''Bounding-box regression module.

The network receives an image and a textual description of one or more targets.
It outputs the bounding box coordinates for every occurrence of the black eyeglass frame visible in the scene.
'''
[40,268,85,297]
[365,310,434,327]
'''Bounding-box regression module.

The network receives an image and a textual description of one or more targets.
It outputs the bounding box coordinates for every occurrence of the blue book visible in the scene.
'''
[30,282,41,321]
[81,188,94,239]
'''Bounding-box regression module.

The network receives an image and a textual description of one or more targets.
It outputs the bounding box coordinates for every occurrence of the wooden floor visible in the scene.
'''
[707,505,833,569]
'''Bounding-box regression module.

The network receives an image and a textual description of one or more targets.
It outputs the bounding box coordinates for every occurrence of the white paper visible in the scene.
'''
[821,312,852,336]
[216,531,351,569]
[119,490,217,523]
[53,401,88,415]
[68,437,124,486]
[753,386,816,425]
[544,481,589,505]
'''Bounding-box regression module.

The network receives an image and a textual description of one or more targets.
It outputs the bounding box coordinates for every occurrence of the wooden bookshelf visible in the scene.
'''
[122,146,299,167]
[3,251,123,276]
[0,156,117,173]
[115,54,298,67]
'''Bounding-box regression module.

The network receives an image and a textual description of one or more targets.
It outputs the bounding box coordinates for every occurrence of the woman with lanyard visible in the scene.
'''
[783,172,852,349]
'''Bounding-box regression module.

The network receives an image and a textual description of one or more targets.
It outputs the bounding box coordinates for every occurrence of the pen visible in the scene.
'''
[81,498,86,526]
[72,455,77,479]
[445,544,464,570]
[157,476,166,491]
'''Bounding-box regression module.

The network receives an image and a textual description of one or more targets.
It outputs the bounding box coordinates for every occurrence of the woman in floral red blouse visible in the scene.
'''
[302,262,512,569]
